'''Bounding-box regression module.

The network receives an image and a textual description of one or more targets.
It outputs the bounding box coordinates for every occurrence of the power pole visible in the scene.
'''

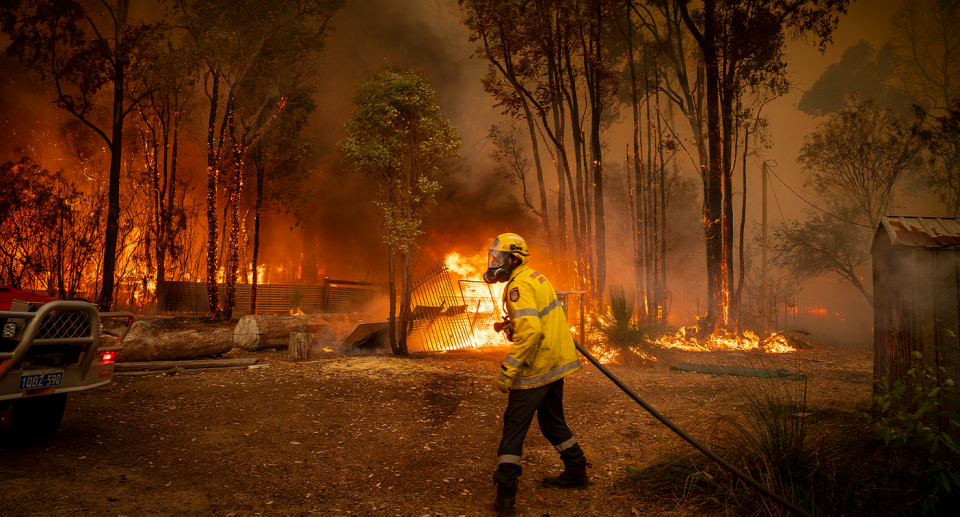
[761,162,768,344]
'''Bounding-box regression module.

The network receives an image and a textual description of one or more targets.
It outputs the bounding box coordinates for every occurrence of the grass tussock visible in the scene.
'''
[592,284,673,367]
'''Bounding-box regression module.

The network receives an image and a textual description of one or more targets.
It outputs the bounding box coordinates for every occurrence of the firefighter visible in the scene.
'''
[482,232,590,516]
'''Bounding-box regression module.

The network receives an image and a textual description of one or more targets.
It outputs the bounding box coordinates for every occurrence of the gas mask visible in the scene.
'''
[483,250,516,284]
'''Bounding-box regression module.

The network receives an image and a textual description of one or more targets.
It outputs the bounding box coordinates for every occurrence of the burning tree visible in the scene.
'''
[674,0,851,334]
[0,158,104,296]
[339,66,462,356]
[249,85,318,314]
[173,0,343,320]
[0,0,164,311]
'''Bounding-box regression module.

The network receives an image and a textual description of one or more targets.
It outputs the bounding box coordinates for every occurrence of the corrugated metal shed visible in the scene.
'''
[872,217,960,392]
[873,216,960,249]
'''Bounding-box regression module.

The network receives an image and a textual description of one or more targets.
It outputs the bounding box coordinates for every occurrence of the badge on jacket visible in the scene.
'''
[509,287,519,302]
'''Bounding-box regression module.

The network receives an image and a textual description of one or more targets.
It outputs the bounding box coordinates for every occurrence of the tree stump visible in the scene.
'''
[288,332,314,362]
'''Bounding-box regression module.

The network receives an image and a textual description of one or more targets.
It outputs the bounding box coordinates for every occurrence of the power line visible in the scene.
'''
[765,165,873,229]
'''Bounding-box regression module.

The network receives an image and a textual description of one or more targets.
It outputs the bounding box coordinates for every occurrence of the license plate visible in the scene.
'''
[18,370,64,391]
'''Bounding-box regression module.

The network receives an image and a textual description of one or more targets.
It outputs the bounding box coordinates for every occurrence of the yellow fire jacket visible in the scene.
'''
[498,264,582,389]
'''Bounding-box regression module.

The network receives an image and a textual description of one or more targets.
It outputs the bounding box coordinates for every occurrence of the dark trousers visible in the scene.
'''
[493,379,585,484]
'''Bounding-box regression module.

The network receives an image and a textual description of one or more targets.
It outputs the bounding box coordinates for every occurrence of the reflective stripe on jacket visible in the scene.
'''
[498,264,581,389]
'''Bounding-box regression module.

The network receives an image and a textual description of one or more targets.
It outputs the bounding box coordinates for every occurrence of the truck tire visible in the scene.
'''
[11,393,68,444]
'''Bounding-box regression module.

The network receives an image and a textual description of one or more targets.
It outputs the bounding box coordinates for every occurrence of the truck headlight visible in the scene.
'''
[2,322,16,338]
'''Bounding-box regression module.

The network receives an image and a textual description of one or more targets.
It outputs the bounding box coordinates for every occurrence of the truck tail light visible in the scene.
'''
[99,351,115,364]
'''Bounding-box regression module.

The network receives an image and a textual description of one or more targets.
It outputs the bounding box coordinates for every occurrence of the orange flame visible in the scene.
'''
[655,326,797,353]
[443,252,509,349]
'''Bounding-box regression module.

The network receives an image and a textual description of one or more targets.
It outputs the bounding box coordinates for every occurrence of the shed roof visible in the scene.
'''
[874,216,960,250]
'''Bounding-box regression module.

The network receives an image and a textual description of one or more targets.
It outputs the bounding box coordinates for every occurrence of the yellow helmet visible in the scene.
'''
[483,233,529,283]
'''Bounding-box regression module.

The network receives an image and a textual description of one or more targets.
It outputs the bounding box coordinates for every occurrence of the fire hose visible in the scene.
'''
[573,339,812,517]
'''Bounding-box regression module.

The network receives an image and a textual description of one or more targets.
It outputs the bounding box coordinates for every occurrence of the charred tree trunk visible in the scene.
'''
[625,18,647,320]
[205,71,223,320]
[223,105,249,321]
[593,2,607,302]
[642,41,654,319]
[655,67,667,324]
[251,148,266,315]
[98,0,129,312]
[157,106,181,290]
[734,123,750,330]
[563,44,590,291]
[721,86,735,328]
[520,97,552,258]
[680,0,724,334]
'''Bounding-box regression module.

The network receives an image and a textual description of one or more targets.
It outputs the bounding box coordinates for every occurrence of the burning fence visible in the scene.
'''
[403,253,511,352]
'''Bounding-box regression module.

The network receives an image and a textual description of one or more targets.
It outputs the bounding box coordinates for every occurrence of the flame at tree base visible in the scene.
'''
[655,326,798,354]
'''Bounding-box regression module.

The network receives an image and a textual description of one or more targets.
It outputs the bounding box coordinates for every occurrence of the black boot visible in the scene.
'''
[543,460,590,488]
[493,480,518,516]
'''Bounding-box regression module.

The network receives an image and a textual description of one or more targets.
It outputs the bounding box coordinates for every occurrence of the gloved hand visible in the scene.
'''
[496,374,513,394]
[494,317,515,341]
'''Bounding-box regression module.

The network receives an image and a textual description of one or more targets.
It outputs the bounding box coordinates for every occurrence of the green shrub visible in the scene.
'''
[849,350,960,515]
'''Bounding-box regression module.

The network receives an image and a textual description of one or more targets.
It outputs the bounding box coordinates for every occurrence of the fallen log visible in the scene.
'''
[288,332,313,362]
[233,314,350,351]
[114,369,176,377]
[113,358,259,372]
[116,321,234,362]
[114,365,253,376]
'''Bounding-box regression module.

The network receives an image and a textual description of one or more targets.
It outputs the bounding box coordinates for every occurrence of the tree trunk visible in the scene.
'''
[721,86,735,328]
[562,44,589,290]
[397,249,413,356]
[158,106,180,288]
[734,123,750,330]
[703,0,724,333]
[520,97,552,257]
[679,0,723,335]
[642,39,654,318]
[387,244,399,355]
[252,151,265,314]
[205,71,223,320]
[98,0,129,312]
[223,113,246,321]
[591,0,606,302]
[626,22,647,320]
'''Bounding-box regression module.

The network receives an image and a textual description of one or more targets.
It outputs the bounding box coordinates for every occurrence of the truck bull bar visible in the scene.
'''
[0,300,134,383]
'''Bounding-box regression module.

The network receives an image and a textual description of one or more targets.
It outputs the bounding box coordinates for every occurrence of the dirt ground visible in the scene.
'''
[0,325,873,517]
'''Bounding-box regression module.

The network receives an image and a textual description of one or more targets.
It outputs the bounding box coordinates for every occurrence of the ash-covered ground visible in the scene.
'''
[0,336,871,516]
